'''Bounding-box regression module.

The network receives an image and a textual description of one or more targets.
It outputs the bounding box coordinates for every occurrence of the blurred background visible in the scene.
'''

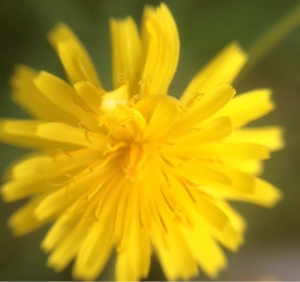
[0,0,300,280]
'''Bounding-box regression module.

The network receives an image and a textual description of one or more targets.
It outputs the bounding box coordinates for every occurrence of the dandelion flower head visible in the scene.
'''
[0,3,283,281]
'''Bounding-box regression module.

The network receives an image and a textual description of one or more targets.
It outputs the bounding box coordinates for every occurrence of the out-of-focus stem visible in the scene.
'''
[236,3,300,83]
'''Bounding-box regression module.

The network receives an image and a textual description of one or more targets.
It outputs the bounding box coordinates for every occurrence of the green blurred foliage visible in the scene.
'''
[0,0,300,280]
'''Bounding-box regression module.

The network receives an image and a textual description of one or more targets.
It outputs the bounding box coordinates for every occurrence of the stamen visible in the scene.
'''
[113,189,129,252]
[139,75,152,97]
[138,205,145,229]
[159,153,174,167]
[160,187,175,213]
[89,151,121,172]
[185,92,204,108]
[49,179,69,188]
[117,72,128,84]
[51,148,74,162]
[71,91,95,114]
[157,209,168,233]
[65,173,76,184]
[73,198,87,213]
[78,122,92,144]
[85,180,104,201]
[94,187,111,221]
[138,75,152,86]
[180,179,197,203]
[130,94,140,106]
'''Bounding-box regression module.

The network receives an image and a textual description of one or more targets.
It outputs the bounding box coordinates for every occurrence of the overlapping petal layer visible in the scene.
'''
[0,3,283,281]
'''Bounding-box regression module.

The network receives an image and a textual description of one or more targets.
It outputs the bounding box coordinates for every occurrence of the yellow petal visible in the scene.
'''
[0,119,39,148]
[181,42,247,105]
[74,81,105,116]
[214,201,246,233]
[151,225,199,281]
[205,163,255,194]
[48,23,101,87]
[140,3,179,96]
[115,186,151,281]
[36,122,107,150]
[240,177,283,207]
[34,169,103,221]
[34,189,72,221]
[8,195,51,236]
[136,167,199,280]
[190,142,270,160]
[181,225,227,278]
[196,198,244,252]
[135,93,188,122]
[166,174,235,234]
[191,164,262,204]
[100,83,130,112]
[142,96,182,142]
[11,65,77,124]
[110,16,142,94]
[209,221,244,251]
[0,119,70,149]
[171,161,231,188]
[149,184,198,280]
[41,212,79,252]
[194,195,231,231]
[1,178,53,202]
[82,164,126,223]
[73,218,114,280]
[2,149,102,201]
[200,175,282,208]
[171,84,235,135]
[34,71,98,131]
[214,89,275,127]
[174,116,232,145]
[116,229,151,281]
[162,174,227,278]
[227,126,284,151]
[7,155,54,180]
[46,219,89,272]
[220,159,263,175]
[9,149,99,180]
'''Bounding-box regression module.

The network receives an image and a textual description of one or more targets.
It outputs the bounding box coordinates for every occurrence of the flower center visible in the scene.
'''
[100,87,153,181]
[122,142,150,181]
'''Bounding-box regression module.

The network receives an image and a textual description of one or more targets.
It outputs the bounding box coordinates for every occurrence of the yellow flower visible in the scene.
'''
[0,3,283,281]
